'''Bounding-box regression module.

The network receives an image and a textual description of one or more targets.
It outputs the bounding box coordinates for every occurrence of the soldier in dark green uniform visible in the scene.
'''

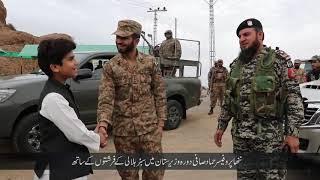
[213,18,304,180]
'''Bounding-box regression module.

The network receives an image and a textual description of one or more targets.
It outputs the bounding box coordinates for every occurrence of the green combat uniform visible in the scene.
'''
[218,18,304,180]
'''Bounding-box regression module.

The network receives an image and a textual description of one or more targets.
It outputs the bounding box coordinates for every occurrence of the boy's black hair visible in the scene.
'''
[37,38,76,77]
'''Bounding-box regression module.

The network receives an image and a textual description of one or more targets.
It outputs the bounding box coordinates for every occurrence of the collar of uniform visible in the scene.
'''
[136,51,144,63]
[117,50,145,65]
[255,47,268,59]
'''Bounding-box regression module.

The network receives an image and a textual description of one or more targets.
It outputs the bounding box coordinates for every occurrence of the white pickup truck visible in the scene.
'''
[298,80,320,163]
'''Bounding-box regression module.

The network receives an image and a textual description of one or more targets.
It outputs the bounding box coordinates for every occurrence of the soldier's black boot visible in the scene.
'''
[208,107,213,115]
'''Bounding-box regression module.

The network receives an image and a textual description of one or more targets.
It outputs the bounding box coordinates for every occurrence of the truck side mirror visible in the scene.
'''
[74,68,92,81]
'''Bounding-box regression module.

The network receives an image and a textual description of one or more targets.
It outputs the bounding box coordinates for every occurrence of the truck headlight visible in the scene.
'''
[309,109,320,125]
[0,89,16,103]
[315,110,320,125]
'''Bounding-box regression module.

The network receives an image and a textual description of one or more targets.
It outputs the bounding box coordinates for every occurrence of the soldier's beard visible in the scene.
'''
[294,65,300,69]
[239,38,260,63]
[165,35,172,39]
[117,41,135,54]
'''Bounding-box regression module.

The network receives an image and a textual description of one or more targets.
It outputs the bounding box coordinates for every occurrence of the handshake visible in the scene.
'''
[94,125,108,148]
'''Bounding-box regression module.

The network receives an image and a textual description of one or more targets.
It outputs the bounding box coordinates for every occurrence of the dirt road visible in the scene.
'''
[0,97,236,180]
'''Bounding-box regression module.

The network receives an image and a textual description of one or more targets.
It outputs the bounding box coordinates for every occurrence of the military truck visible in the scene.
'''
[298,80,320,163]
[0,41,202,153]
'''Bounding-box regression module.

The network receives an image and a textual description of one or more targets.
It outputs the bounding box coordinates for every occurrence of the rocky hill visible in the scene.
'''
[0,0,72,76]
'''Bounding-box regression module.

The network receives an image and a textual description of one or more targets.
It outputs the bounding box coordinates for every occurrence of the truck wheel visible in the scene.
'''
[164,100,183,130]
[12,112,41,153]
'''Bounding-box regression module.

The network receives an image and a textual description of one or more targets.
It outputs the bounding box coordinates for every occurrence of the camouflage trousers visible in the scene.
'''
[210,83,225,108]
[114,128,164,180]
[233,136,287,180]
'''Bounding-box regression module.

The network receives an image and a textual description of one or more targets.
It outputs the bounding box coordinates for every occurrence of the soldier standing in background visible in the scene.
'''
[306,55,320,82]
[96,19,167,180]
[213,18,304,180]
[207,59,228,115]
[208,61,217,105]
[292,59,306,83]
[159,30,182,76]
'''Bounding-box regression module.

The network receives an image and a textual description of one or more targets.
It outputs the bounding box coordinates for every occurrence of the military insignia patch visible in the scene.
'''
[287,60,293,68]
[275,49,291,61]
[247,20,253,26]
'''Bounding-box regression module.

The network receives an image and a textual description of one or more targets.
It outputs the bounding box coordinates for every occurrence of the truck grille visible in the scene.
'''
[304,85,320,89]
[304,107,318,121]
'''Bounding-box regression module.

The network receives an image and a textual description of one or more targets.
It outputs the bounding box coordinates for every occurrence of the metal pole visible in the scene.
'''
[153,11,157,46]
[142,31,146,53]
[208,0,218,67]
[175,17,177,38]
[174,17,178,58]
[147,7,167,47]
[209,0,214,67]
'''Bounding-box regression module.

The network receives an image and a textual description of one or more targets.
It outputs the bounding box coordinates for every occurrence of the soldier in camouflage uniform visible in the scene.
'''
[97,19,167,180]
[208,59,228,115]
[213,18,304,180]
[306,55,320,82]
[292,59,306,83]
[207,61,217,100]
[159,30,182,76]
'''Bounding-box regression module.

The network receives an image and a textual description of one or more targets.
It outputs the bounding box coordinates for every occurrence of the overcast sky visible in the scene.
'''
[3,0,320,86]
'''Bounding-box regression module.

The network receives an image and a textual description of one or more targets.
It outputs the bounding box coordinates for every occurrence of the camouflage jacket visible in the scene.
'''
[97,52,167,136]
[293,68,306,84]
[208,66,228,88]
[159,38,182,59]
[217,47,304,140]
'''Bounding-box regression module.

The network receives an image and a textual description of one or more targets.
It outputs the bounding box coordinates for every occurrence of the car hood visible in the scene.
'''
[300,80,320,101]
[0,73,48,88]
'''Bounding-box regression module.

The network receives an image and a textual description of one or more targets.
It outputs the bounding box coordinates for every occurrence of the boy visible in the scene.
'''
[34,38,107,180]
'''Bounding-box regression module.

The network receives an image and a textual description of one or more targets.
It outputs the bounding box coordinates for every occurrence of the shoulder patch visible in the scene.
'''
[275,49,291,61]
[286,60,293,68]
[229,58,238,69]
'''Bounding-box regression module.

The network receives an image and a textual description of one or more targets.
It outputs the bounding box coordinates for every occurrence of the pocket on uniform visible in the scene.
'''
[253,76,276,116]
[139,72,152,96]
[253,76,275,92]
[140,73,152,84]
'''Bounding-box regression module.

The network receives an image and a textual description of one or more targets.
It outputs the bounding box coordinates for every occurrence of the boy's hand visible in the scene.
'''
[99,132,108,148]
[95,124,108,148]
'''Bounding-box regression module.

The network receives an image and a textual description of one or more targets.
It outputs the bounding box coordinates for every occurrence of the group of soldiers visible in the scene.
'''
[208,47,320,117]
[289,56,320,83]
[95,18,306,180]
[97,18,308,180]
[36,17,314,180]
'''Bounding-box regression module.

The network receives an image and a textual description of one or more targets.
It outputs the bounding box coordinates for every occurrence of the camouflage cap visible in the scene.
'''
[311,55,320,61]
[294,59,301,64]
[113,19,142,37]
